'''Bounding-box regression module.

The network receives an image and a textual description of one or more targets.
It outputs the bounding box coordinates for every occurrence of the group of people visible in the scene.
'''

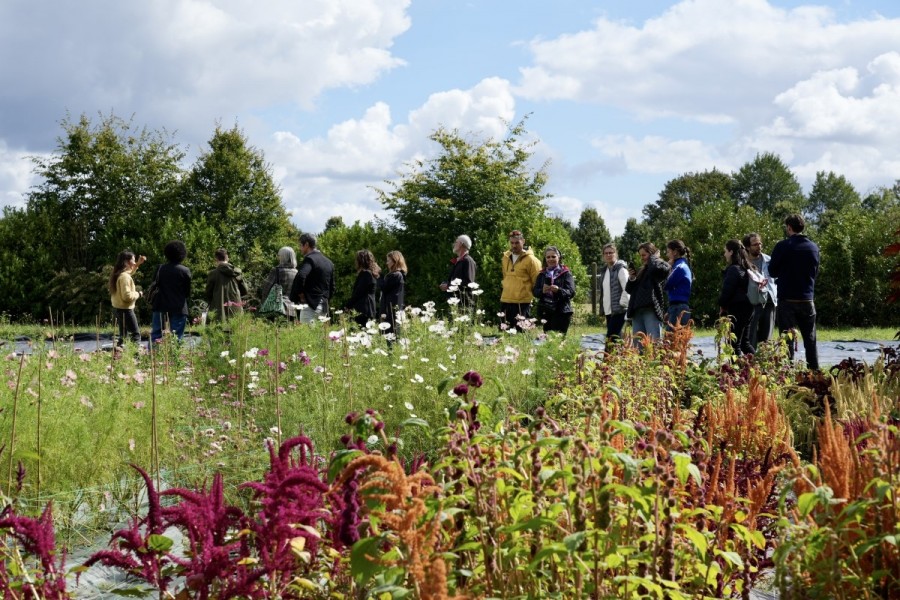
[595,214,820,370]
[107,215,820,370]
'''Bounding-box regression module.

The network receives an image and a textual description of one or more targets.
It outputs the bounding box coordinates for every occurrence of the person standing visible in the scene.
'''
[345,250,380,328]
[532,246,575,335]
[768,214,820,370]
[719,239,756,357]
[626,242,670,346]
[499,230,542,331]
[664,240,693,329]
[378,250,407,336]
[439,235,476,307]
[109,250,146,346]
[260,246,299,320]
[150,240,192,342]
[597,243,630,347]
[742,233,778,349]
[289,232,335,324]
[205,248,248,322]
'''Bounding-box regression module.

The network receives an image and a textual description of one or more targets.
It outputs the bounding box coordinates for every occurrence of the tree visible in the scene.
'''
[806,171,861,229]
[643,169,733,242]
[615,218,652,264]
[14,113,185,322]
[571,208,611,268]
[180,125,297,271]
[377,119,583,314]
[731,152,805,216]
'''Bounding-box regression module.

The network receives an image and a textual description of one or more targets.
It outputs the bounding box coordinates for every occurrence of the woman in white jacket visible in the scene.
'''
[598,243,630,348]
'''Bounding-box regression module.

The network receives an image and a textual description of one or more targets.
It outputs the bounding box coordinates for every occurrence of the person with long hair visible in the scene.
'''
[346,249,381,328]
[532,246,575,335]
[260,246,299,320]
[150,240,192,342]
[625,242,670,346]
[378,250,407,337]
[109,250,146,346]
[665,240,693,329]
[719,238,757,356]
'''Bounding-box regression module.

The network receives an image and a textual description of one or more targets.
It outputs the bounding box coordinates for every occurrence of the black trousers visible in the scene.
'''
[501,302,532,331]
[115,308,141,345]
[777,300,819,370]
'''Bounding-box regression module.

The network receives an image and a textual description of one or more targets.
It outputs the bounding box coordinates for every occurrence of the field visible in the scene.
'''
[0,309,898,598]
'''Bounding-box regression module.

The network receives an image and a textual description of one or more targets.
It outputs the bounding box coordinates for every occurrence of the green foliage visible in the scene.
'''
[571,207,611,268]
[732,152,805,215]
[179,124,298,268]
[806,170,861,230]
[316,219,399,309]
[378,118,575,315]
[615,217,651,264]
[643,168,734,244]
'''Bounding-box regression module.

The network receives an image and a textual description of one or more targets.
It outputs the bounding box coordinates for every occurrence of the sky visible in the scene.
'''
[1,0,899,237]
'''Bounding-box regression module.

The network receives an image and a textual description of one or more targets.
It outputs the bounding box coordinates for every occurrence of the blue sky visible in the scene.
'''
[1,0,899,236]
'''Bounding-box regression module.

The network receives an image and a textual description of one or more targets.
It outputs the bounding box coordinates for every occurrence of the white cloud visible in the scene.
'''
[0,0,412,146]
[266,78,518,231]
[0,142,39,210]
[590,134,731,174]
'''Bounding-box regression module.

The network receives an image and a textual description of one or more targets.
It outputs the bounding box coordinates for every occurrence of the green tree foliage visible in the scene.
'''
[571,208,611,268]
[643,169,733,242]
[815,185,900,326]
[11,113,185,322]
[732,152,805,215]
[180,125,297,269]
[615,218,652,264]
[806,171,861,230]
[377,119,582,315]
[316,219,399,311]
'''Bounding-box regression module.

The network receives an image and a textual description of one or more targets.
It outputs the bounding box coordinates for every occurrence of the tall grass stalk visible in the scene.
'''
[6,353,26,495]
[36,345,42,498]
[275,326,282,447]
[150,342,161,492]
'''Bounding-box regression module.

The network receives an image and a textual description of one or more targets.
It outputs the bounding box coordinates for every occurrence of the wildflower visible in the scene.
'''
[334,309,344,315]
[243,347,259,359]
[132,371,146,384]
[297,350,311,365]
[47,350,59,359]
[467,281,480,289]
[399,354,409,360]
[133,402,145,409]
[410,374,424,384]
[80,396,94,409]
[329,330,344,341]
[378,322,392,331]
[420,357,429,362]
[453,383,469,396]
[472,289,484,296]
[270,426,281,435]
[450,278,462,286]
[456,315,470,322]
[438,363,448,371]
[128,439,135,452]
[383,385,392,391]
[257,348,269,356]
[521,369,533,376]
[447,297,460,306]
[404,402,414,410]
[228,359,237,366]
[366,435,379,445]
[220,350,230,358]
[79,353,92,362]
[317,315,330,323]
[462,370,484,388]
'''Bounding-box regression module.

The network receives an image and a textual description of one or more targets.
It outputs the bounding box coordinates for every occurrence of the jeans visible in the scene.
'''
[151,312,187,342]
[777,301,819,370]
[115,308,141,345]
[666,303,691,330]
[748,300,776,349]
[631,308,662,347]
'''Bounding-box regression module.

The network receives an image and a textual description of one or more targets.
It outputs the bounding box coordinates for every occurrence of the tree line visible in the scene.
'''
[0,113,896,328]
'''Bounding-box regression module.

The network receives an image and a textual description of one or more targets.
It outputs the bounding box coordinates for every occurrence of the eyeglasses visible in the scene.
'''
[750,243,762,247]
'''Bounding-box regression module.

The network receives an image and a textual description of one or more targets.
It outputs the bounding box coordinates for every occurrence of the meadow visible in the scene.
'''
[0,306,898,599]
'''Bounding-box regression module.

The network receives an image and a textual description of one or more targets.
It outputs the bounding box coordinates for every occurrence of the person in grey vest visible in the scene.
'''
[598,243,630,348]
[742,233,777,349]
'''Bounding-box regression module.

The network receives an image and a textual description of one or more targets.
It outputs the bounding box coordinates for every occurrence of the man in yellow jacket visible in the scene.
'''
[500,230,542,331]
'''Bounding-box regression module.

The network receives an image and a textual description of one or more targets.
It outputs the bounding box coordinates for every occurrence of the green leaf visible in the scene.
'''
[563,531,586,552]
[528,542,568,569]
[351,536,385,585]
[797,491,819,517]
[146,534,173,553]
[399,417,430,430]
[328,449,363,483]
[679,524,708,559]
[672,452,692,485]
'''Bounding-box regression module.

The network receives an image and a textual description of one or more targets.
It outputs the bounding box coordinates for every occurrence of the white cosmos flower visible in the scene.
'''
[367,435,379,445]
[472,289,484,296]
[450,278,462,286]
[467,281,480,289]
[378,322,392,331]
[447,297,460,306]
[404,402,414,410]
[411,374,424,384]
[243,347,259,359]
[521,369,533,376]
[220,350,230,358]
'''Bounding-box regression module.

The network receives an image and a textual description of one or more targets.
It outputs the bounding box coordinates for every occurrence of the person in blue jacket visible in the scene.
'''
[768,214,820,370]
[664,240,693,329]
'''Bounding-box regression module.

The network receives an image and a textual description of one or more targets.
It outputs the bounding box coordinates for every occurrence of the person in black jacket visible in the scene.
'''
[345,250,380,328]
[289,233,335,324]
[768,214,820,370]
[625,242,670,347]
[378,250,407,337]
[150,240,192,342]
[718,239,756,357]
[532,246,575,335]
[439,235,476,308]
